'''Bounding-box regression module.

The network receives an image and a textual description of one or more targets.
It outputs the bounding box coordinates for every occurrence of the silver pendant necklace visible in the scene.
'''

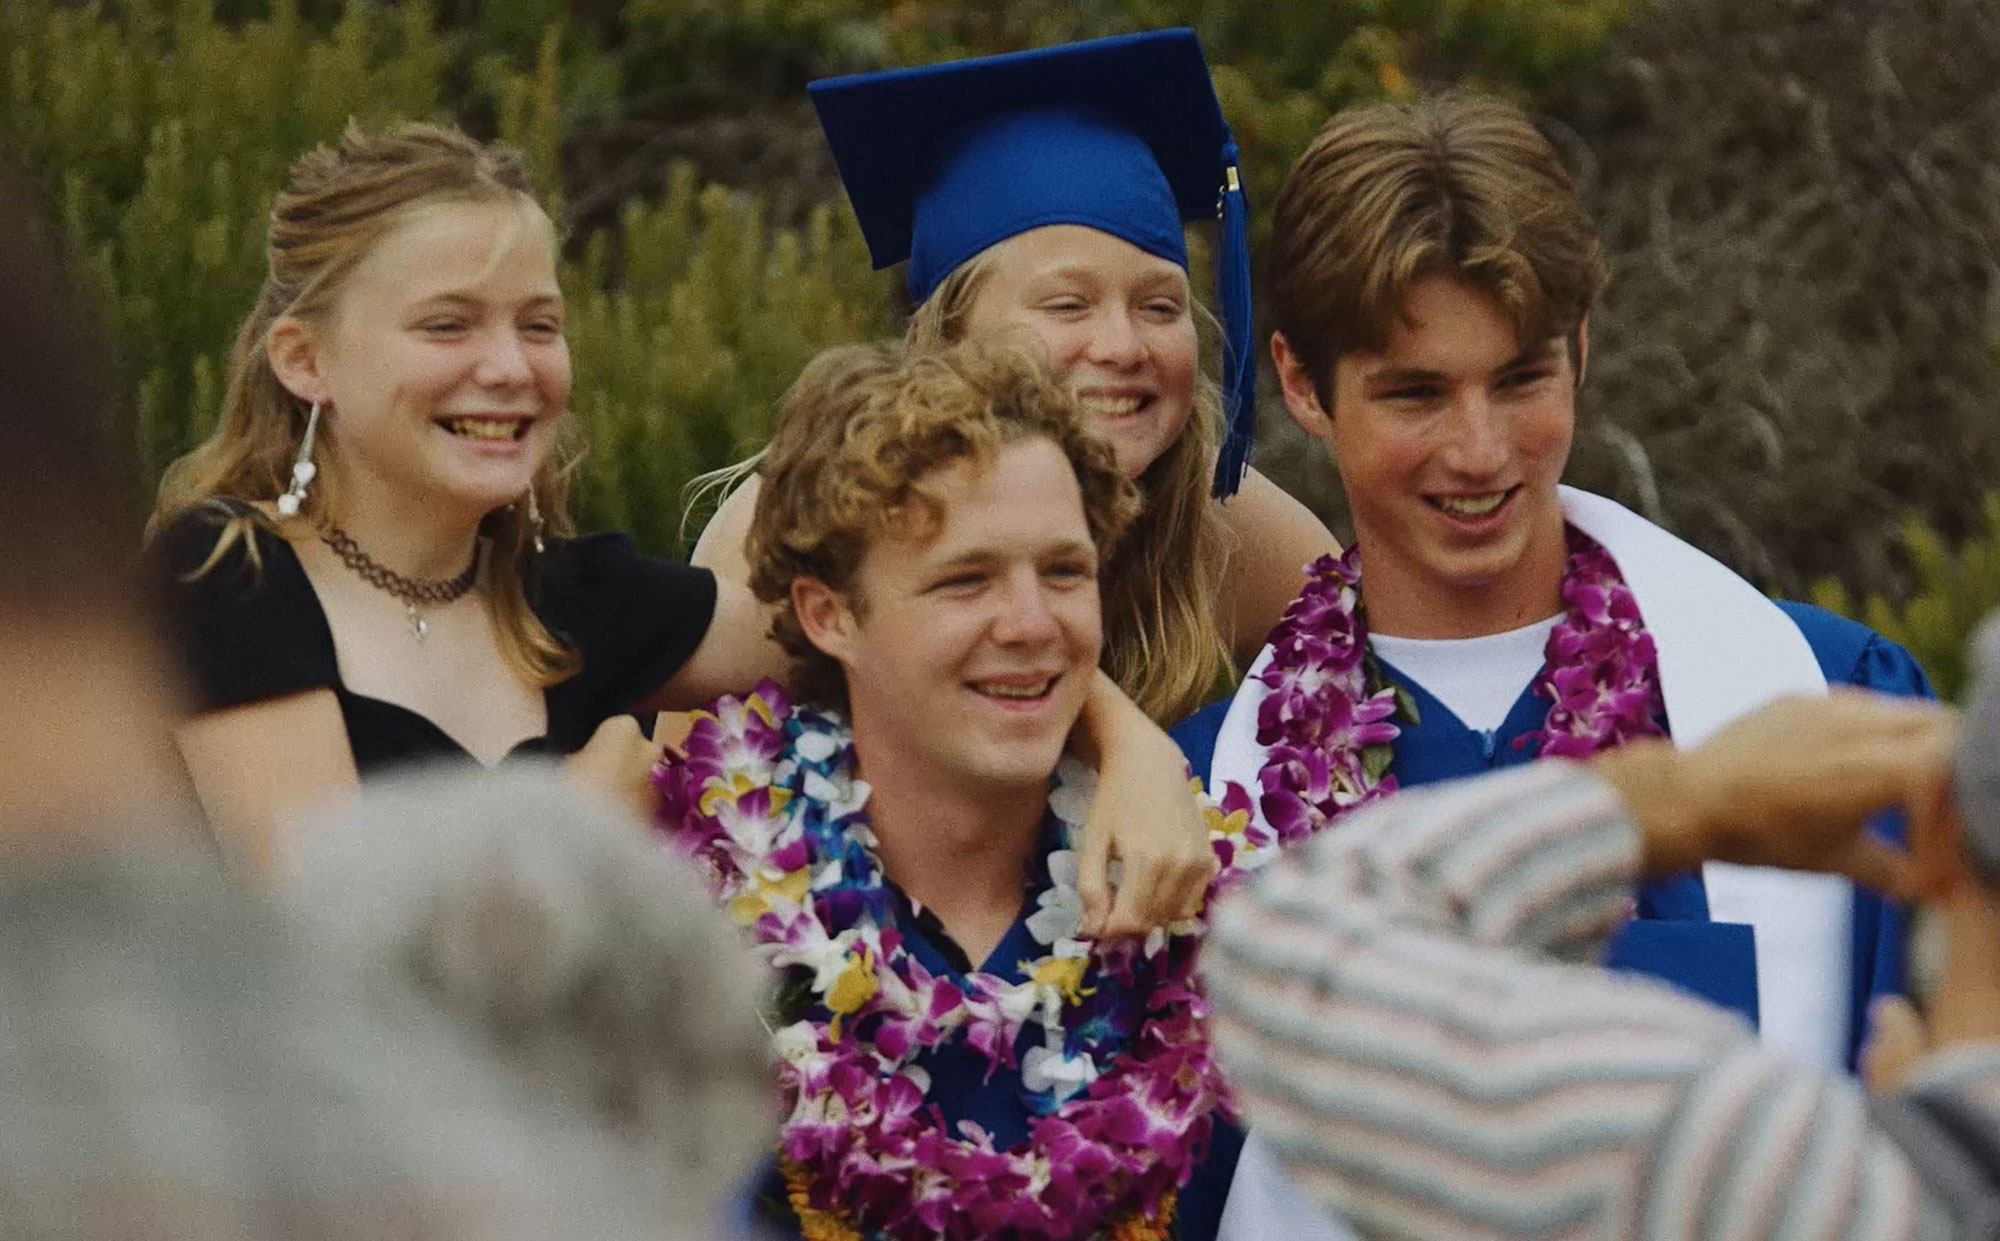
[319,527,481,640]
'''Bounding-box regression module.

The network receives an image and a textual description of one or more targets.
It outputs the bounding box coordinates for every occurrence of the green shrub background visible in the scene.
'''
[5,0,1997,693]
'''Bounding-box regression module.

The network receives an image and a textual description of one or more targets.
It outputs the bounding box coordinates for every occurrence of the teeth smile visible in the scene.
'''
[442,418,529,441]
[1432,492,1509,518]
[973,679,1054,700]
[1077,394,1145,417]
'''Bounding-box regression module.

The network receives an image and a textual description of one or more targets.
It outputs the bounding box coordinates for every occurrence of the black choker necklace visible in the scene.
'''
[320,527,481,640]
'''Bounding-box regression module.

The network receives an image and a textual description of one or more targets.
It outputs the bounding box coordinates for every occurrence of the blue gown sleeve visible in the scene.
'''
[1776,601,1936,1067]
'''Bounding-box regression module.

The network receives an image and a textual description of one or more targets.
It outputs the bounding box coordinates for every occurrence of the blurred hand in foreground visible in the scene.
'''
[1595,689,1956,898]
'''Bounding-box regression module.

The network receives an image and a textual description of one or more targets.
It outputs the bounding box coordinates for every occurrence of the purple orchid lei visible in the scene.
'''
[1232,526,1667,835]
[653,681,1266,1241]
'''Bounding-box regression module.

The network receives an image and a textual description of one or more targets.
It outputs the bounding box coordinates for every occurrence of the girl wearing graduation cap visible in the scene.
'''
[143,120,1218,930]
[693,28,1339,727]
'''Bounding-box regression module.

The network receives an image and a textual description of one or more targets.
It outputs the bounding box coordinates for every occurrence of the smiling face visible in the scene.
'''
[292,195,570,525]
[1284,275,1575,636]
[961,225,1198,479]
[804,436,1103,796]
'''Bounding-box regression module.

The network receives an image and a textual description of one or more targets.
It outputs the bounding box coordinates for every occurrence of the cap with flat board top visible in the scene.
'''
[808,29,1257,497]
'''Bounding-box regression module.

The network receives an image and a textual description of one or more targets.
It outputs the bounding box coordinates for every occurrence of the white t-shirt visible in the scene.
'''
[1368,615,1561,733]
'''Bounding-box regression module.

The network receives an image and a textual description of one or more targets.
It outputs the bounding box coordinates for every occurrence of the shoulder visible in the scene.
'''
[146,499,318,626]
[1217,468,1312,530]
[150,499,294,583]
[1215,469,1337,656]
[538,533,714,605]
[147,500,337,711]
[1773,599,1936,697]
[1215,469,1336,561]
[534,533,721,719]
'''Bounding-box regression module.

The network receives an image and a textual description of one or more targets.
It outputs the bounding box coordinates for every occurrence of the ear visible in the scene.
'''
[1573,313,1591,389]
[266,315,329,407]
[1272,332,1333,441]
[790,576,860,669]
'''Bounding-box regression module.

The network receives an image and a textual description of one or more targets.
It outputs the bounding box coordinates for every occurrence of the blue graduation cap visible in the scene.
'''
[809,29,1256,497]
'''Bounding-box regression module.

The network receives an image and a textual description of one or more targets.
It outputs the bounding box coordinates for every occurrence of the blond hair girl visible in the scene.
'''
[691,31,1339,726]
[147,121,781,857]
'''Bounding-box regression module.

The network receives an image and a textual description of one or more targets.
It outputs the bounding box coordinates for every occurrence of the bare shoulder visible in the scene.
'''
[689,476,761,583]
[1215,469,1340,660]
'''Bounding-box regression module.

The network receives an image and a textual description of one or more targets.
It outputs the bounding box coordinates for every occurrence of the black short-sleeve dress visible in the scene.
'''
[150,501,720,774]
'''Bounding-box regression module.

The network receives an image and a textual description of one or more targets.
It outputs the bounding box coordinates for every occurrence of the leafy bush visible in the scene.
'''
[2,0,455,495]
[0,0,895,555]
[564,169,895,550]
[3,0,1633,558]
[1813,497,2000,703]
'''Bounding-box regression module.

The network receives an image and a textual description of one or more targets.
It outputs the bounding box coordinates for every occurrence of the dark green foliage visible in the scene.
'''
[2,0,455,496]
[8,0,1995,682]
[0,0,1628,560]
[1813,498,2000,703]
[0,0,896,556]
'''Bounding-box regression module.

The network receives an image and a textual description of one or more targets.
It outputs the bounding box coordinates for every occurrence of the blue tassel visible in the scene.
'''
[1212,139,1255,499]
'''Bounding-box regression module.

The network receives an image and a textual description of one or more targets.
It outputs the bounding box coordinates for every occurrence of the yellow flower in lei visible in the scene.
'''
[783,1162,863,1241]
[824,944,879,1039]
[727,866,812,926]
[1025,953,1096,1007]
[1199,776,1249,839]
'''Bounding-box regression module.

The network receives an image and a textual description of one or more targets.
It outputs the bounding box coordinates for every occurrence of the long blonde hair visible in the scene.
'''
[906,252,1232,724]
[148,120,580,685]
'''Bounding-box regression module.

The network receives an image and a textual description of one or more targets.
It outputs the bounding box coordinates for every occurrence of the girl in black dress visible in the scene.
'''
[148,122,1212,930]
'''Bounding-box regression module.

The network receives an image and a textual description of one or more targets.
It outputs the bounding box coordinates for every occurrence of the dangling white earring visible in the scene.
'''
[276,401,321,517]
[526,489,546,554]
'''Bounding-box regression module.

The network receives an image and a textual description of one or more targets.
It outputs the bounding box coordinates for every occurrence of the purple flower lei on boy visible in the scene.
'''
[1231,526,1667,837]
[653,682,1255,1241]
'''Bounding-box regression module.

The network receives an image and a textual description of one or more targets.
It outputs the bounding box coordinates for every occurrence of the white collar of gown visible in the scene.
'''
[1211,485,1851,1067]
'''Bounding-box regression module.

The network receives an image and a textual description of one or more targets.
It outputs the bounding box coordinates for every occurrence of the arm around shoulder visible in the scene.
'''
[689,475,760,584]
[649,574,787,710]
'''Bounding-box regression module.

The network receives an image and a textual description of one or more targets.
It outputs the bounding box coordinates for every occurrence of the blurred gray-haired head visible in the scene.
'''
[288,764,774,1236]
[0,766,772,1239]
[1952,612,2000,887]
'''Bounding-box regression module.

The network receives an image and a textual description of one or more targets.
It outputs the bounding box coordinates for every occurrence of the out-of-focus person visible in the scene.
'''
[1203,670,2000,1239]
[0,161,770,1238]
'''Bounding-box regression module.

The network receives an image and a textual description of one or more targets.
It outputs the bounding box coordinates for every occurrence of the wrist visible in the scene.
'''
[1595,740,1710,876]
[1075,669,1137,765]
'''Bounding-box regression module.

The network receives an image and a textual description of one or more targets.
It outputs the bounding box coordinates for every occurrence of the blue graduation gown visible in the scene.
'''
[1173,600,1932,1069]
[749,841,1245,1239]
